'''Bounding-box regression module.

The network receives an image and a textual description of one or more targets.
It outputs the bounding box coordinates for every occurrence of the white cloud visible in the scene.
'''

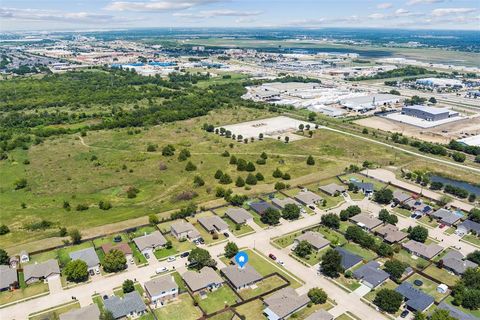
[0,7,115,23]
[287,18,326,26]
[432,7,476,16]
[106,0,221,12]
[368,13,387,19]
[377,3,393,9]
[173,9,262,19]
[407,0,444,5]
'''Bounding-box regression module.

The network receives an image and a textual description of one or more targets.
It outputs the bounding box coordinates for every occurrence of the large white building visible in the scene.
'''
[416,78,463,88]
[340,94,403,112]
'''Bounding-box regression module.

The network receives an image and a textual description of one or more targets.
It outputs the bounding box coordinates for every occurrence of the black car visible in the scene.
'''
[89,269,95,276]
[180,252,189,258]
[400,310,409,318]
[223,232,230,238]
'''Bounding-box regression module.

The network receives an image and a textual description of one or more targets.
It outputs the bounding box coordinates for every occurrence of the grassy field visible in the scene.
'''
[235,299,267,320]
[290,301,335,319]
[28,301,80,320]
[154,293,202,320]
[336,273,361,292]
[406,274,447,303]
[394,249,429,270]
[342,243,377,261]
[0,279,49,306]
[364,279,398,302]
[238,275,287,299]
[423,265,459,287]
[197,285,239,315]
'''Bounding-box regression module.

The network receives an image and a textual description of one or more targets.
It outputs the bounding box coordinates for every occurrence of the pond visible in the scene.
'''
[430,175,480,196]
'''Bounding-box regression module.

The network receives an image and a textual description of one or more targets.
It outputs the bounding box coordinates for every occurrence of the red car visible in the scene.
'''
[439,224,446,229]
[269,253,277,260]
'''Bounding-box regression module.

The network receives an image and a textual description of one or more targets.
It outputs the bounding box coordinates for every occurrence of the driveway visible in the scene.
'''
[353,283,371,297]
[47,275,62,294]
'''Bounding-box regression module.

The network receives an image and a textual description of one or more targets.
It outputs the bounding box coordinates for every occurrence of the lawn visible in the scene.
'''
[57,241,95,267]
[27,250,58,265]
[246,209,268,228]
[364,279,398,302]
[423,265,459,287]
[208,311,236,320]
[197,285,239,315]
[235,299,267,320]
[92,233,129,247]
[338,221,355,233]
[418,216,439,228]
[394,249,428,270]
[222,215,255,236]
[315,227,347,246]
[342,243,377,261]
[127,225,158,239]
[29,302,80,320]
[187,211,228,245]
[393,207,412,218]
[290,301,335,319]
[407,274,447,302]
[171,271,187,292]
[0,274,49,306]
[92,294,104,310]
[295,246,330,266]
[153,234,195,259]
[336,314,355,320]
[272,230,303,248]
[129,242,148,265]
[303,182,345,209]
[336,274,361,292]
[238,275,287,299]
[154,293,202,320]
[462,234,480,248]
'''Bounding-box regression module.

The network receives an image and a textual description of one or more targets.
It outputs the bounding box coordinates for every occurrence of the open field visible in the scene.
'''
[235,299,266,320]
[197,285,238,315]
[154,293,202,320]
[3,104,479,253]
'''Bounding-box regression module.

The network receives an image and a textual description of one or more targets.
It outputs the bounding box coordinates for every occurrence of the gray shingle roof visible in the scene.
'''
[319,183,345,196]
[263,287,310,319]
[437,301,479,320]
[402,240,443,260]
[225,208,253,224]
[0,265,17,290]
[376,224,408,243]
[350,213,382,230]
[69,247,100,269]
[59,304,100,320]
[249,201,276,215]
[393,190,411,203]
[442,250,478,275]
[182,267,223,292]
[295,231,330,251]
[271,197,299,209]
[334,247,363,270]
[221,265,262,289]
[104,291,146,319]
[198,216,228,232]
[294,191,323,206]
[351,181,374,192]
[395,282,434,312]
[133,231,167,252]
[304,310,334,320]
[144,275,177,297]
[352,261,389,288]
[170,221,200,239]
[23,259,60,282]
[458,219,480,234]
[430,209,461,225]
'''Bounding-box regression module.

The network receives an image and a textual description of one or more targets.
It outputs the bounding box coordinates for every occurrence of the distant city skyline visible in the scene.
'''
[1,0,479,32]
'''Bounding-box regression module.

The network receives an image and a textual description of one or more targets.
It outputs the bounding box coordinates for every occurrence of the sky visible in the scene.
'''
[0,0,479,32]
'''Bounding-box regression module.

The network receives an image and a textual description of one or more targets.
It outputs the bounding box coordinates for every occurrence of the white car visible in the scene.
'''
[277,260,285,266]
[95,268,100,274]
[130,258,134,265]
[155,266,168,274]
[167,256,176,262]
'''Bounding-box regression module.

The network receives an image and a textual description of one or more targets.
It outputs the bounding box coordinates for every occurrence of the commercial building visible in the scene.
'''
[340,94,402,112]
[401,105,459,122]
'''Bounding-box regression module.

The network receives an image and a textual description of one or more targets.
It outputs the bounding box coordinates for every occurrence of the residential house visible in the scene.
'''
[133,231,167,256]
[249,201,277,215]
[294,190,323,207]
[334,247,363,270]
[429,208,461,226]
[456,219,480,237]
[294,231,330,251]
[437,301,479,320]
[375,224,408,243]
[395,282,435,312]
[104,291,147,319]
[182,267,223,293]
[393,190,411,205]
[263,287,310,320]
[20,251,29,263]
[305,310,334,320]
[101,243,133,261]
[221,265,262,291]
[170,221,201,241]
[9,255,20,269]
[351,181,374,195]
[403,199,432,215]
[441,250,478,275]
[352,261,389,289]
[225,208,253,225]
[23,259,60,284]
[318,183,345,196]
[350,213,382,231]
[271,197,300,210]
[0,265,18,291]
[59,304,100,320]
[69,247,100,272]
[198,216,229,234]
[144,275,178,306]
[402,240,443,260]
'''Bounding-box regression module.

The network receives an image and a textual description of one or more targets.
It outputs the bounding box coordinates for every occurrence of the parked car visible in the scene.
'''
[308,205,316,210]
[167,256,176,262]
[439,223,446,229]
[156,266,168,274]
[269,253,277,260]
[277,260,285,266]
[89,269,94,276]
[180,252,189,258]
[199,238,205,244]
[144,253,150,259]
[113,235,122,242]
[400,310,409,318]
[130,258,134,264]
[223,232,230,238]
[95,268,100,275]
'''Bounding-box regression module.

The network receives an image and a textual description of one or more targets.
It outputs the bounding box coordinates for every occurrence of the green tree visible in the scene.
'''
[246,162,256,172]
[377,243,394,257]
[282,172,291,180]
[185,161,197,171]
[321,249,343,278]
[149,214,159,225]
[224,242,239,259]
[414,312,427,320]
[467,250,480,264]
[383,260,407,281]
[100,310,115,320]
[294,240,313,258]
[64,259,89,283]
[308,112,316,121]
[255,172,264,181]
[193,175,205,187]
[122,279,135,293]
[178,149,191,161]
[245,173,257,185]
[188,247,217,269]
[306,155,315,165]
[430,309,456,320]
[69,229,82,244]
[214,170,223,179]
[162,144,176,156]
[374,188,394,204]
[272,168,283,178]
[235,176,245,187]
[378,209,390,223]
[0,225,10,235]
[452,152,466,163]
[0,249,10,265]
[308,287,327,304]
[260,152,268,160]
[373,289,403,313]
[103,249,127,273]
[321,213,340,229]
[282,204,300,220]
[219,173,232,184]
[14,178,28,190]
[274,182,286,190]
[408,225,428,243]
[261,208,281,225]
[229,155,237,165]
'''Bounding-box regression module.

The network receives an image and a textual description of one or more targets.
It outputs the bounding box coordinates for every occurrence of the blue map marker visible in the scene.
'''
[235,251,248,269]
